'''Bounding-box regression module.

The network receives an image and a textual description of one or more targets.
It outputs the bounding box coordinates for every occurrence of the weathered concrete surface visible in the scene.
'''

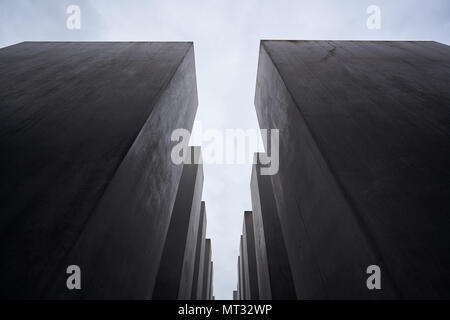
[201,238,212,300]
[209,261,214,300]
[239,235,247,299]
[152,147,204,300]
[242,211,260,300]
[255,40,450,299]
[251,154,297,300]
[191,201,207,300]
[0,42,198,299]
[241,231,250,299]
[237,256,242,300]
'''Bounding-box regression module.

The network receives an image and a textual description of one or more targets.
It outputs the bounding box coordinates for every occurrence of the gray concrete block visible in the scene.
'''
[255,40,450,299]
[209,261,214,300]
[251,154,297,299]
[239,235,248,299]
[0,41,198,299]
[152,146,204,300]
[237,256,242,300]
[191,201,207,300]
[201,238,212,300]
[242,211,260,300]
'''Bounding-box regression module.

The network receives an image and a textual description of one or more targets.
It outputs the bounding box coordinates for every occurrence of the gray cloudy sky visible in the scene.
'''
[1,0,449,300]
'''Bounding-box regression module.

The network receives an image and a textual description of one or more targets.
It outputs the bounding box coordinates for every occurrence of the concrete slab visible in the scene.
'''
[237,256,242,300]
[191,201,207,300]
[152,147,204,299]
[251,154,296,299]
[0,42,198,299]
[243,211,260,300]
[255,40,450,298]
[239,235,247,299]
[209,261,214,300]
[201,238,212,300]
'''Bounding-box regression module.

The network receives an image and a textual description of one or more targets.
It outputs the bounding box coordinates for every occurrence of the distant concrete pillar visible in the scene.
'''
[191,201,207,299]
[242,211,260,300]
[209,261,214,300]
[251,153,296,299]
[237,256,242,300]
[152,147,204,299]
[201,239,212,300]
[240,235,248,299]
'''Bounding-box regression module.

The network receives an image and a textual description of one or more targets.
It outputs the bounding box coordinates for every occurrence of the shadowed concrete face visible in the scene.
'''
[255,40,450,299]
[237,256,242,300]
[239,235,247,299]
[250,154,297,300]
[201,238,213,300]
[242,211,259,300]
[153,147,204,300]
[209,261,214,300]
[0,41,198,299]
[191,201,207,300]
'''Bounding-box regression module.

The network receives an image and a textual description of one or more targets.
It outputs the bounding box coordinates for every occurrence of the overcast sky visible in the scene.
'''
[1,0,449,300]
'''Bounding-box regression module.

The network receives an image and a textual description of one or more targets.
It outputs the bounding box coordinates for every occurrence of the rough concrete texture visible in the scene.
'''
[201,238,212,300]
[251,154,297,300]
[153,147,204,300]
[239,235,247,299]
[191,201,207,299]
[0,42,198,299]
[209,261,214,300]
[255,40,450,299]
[237,256,242,300]
[242,211,260,300]
[241,231,250,299]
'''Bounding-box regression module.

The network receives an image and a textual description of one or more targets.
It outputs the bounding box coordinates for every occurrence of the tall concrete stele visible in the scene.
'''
[153,147,214,300]
[235,40,450,299]
[0,42,213,299]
